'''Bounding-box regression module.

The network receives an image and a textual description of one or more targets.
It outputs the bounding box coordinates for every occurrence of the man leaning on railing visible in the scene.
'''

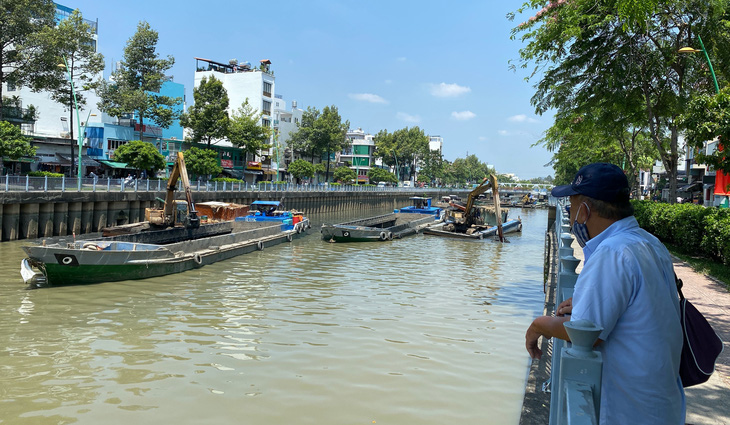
[525,163,685,425]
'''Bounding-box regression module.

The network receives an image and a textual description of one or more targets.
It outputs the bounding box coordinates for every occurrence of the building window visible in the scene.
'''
[6,80,17,91]
[263,81,272,98]
[262,118,270,127]
[262,100,271,116]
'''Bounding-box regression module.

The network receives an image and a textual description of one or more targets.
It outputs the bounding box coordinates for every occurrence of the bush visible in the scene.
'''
[632,200,730,265]
[28,171,63,178]
[211,177,243,183]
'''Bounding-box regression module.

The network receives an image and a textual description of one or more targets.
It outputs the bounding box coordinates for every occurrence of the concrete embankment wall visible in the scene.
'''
[0,190,447,241]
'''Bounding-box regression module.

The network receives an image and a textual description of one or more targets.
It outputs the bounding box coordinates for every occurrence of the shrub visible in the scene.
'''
[211,177,243,183]
[28,171,64,177]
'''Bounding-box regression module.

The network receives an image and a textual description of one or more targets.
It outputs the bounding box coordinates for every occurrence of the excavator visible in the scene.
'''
[145,152,200,229]
[444,174,505,241]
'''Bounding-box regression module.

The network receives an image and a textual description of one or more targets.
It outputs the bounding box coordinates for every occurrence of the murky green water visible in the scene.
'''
[0,208,549,425]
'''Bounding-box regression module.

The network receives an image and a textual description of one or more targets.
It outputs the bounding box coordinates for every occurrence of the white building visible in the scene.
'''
[272,96,304,180]
[429,135,443,154]
[192,57,276,181]
[342,128,375,184]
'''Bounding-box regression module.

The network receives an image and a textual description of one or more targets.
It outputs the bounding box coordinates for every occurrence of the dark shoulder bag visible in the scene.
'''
[676,274,724,387]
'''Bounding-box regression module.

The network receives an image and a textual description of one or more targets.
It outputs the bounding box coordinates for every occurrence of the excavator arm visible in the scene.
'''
[153,152,199,228]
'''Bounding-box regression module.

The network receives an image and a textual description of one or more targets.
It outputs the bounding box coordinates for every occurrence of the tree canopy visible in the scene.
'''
[113,140,165,175]
[183,146,222,178]
[0,121,36,173]
[179,76,229,147]
[97,21,181,140]
[287,158,315,181]
[0,0,56,120]
[228,99,271,155]
[510,0,730,202]
[288,105,349,182]
[373,126,429,182]
[333,166,356,183]
[368,167,398,184]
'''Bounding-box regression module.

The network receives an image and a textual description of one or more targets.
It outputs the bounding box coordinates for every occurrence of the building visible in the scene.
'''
[192,57,276,183]
[429,135,443,154]
[341,128,375,184]
[272,96,304,181]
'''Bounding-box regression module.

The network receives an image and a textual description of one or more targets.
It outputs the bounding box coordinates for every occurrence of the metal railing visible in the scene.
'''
[549,199,603,425]
[0,175,468,193]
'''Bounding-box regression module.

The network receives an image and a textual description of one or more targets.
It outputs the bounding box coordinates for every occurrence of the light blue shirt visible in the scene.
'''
[571,216,685,425]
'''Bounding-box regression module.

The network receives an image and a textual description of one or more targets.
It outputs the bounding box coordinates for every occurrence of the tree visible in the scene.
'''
[97,21,181,141]
[373,126,429,181]
[510,0,729,202]
[287,158,315,182]
[419,149,445,184]
[113,140,165,176]
[32,9,104,177]
[183,146,222,178]
[368,167,398,184]
[0,0,56,120]
[228,99,272,155]
[333,166,356,183]
[179,75,229,147]
[0,121,36,173]
[289,105,349,182]
[681,86,730,173]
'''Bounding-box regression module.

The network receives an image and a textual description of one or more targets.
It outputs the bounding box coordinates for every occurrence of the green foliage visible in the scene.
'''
[333,166,356,183]
[179,76,229,147]
[444,154,494,184]
[633,200,730,265]
[0,121,36,172]
[96,21,181,139]
[367,167,397,184]
[418,149,445,183]
[0,0,56,120]
[510,0,730,202]
[287,158,315,179]
[113,140,165,174]
[228,99,272,154]
[680,86,730,174]
[30,9,104,142]
[373,126,429,181]
[183,146,222,177]
[28,170,63,177]
[288,105,349,182]
[211,177,242,183]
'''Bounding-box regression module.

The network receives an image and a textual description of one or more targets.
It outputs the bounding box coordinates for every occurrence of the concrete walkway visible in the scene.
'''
[674,258,730,425]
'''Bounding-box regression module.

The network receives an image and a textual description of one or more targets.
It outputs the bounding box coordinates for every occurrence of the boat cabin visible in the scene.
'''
[410,197,432,209]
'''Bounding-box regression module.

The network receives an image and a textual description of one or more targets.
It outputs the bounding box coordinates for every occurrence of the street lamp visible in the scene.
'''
[57,57,83,187]
[679,34,720,94]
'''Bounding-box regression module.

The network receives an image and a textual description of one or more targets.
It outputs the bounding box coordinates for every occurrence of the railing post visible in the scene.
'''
[44,176,48,192]
[92,178,96,192]
[107,177,111,192]
[25,175,29,192]
[557,320,603,425]
[158,179,161,191]
[61,176,65,193]
[146,179,149,191]
[134,178,138,192]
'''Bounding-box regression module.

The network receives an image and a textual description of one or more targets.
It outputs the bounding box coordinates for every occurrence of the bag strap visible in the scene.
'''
[675,272,685,301]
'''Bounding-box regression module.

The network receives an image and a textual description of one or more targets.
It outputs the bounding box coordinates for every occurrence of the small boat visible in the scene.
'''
[236,200,308,231]
[321,212,439,242]
[393,197,444,220]
[21,220,308,287]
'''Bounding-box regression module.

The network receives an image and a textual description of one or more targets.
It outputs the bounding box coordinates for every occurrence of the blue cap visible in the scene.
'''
[551,163,630,202]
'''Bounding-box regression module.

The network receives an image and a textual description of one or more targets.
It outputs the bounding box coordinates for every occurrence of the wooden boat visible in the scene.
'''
[236,200,307,230]
[321,212,439,242]
[21,218,310,287]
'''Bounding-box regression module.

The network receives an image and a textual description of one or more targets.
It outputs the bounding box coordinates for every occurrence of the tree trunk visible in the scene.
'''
[69,92,75,178]
[325,150,331,183]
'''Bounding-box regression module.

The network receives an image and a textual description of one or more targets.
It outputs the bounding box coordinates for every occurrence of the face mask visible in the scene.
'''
[570,202,591,248]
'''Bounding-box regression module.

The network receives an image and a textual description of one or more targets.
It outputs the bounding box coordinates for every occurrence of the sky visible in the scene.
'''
[65,0,555,179]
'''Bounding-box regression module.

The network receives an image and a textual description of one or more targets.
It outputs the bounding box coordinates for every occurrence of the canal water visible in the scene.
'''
[0,208,549,425]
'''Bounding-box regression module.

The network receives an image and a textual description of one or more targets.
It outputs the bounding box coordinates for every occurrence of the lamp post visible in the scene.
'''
[58,57,83,188]
[679,34,720,94]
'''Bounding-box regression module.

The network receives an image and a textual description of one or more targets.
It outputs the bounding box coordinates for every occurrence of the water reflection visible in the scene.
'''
[0,207,549,425]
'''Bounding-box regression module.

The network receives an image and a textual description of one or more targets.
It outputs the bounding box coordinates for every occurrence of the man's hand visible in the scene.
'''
[557,297,573,316]
[524,315,572,360]
[525,323,543,360]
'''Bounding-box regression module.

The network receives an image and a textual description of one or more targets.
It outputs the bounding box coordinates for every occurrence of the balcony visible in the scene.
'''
[1,105,37,124]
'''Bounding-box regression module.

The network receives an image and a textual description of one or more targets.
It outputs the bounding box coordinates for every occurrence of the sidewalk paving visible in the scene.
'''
[673,258,730,425]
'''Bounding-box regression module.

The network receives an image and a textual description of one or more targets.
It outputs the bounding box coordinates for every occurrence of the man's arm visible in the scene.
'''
[525,315,571,360]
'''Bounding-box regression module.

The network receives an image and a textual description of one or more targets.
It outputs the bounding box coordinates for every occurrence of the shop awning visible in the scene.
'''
[244,170,263,175]
[679,182,703,192]
[57,154,101,167]
[99,160,131,169]
[3,156,36,163]
[221,169,245,179]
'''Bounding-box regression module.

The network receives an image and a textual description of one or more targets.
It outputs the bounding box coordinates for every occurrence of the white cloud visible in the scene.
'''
[429,82,471,98]
[498,130,509,136]
[397,112,421,123]
[508,114,539,123]
[451,110,476,121]
[384,79,393,84]
[396,57,407,62]
[479,136,488,141]
[349,93,388,104]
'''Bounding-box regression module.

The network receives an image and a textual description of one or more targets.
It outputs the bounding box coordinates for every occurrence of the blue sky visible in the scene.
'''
[67,0,554,179]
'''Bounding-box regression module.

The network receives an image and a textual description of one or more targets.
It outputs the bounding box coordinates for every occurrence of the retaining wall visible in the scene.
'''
[0,189,448,241]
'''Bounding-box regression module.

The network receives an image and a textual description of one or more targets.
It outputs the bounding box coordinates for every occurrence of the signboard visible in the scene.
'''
[247,161,262,170]
[221,159,233,168]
